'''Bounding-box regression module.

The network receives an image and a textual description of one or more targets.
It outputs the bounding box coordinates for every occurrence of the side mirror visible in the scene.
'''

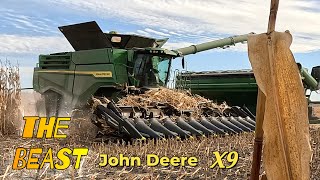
[181,57,185,69]
[311,66,320,82]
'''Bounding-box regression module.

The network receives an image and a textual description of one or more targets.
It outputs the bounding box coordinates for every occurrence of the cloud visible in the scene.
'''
[136,30,150,36]
[46,0,320,53]
[144,28,170,37]
[163,41,194,50]
[0,8,59,35]
[0,33,249,57]
[169,31,182,36]
[0,34,72,55]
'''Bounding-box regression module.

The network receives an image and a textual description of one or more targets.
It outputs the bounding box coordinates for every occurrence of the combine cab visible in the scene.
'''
[33,21,256,140]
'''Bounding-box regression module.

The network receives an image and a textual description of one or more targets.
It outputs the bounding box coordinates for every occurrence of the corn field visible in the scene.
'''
[0,61,21,135]
[0,128,319,179]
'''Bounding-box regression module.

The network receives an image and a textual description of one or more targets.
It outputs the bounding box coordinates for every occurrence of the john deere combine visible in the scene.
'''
[33,21,256,139]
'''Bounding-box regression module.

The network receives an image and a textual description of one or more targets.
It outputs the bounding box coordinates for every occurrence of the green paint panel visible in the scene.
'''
[73,64,115,97]
[113,49,128,84]
[72,48,112,64]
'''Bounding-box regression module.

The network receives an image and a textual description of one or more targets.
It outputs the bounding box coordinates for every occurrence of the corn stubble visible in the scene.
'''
[0,128,319,179]
[0,62,21,136]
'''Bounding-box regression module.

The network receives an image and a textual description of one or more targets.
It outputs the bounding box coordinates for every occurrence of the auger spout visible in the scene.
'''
[297,63,320,91]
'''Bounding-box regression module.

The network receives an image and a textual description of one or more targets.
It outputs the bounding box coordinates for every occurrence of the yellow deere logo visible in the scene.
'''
[37,70,113,78]
[91,72,113,78]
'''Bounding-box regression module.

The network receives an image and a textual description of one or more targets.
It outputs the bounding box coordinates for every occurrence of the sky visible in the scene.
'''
[0,0,319,100]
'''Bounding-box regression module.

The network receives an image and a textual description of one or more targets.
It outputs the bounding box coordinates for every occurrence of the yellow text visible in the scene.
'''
[22,116,70,138]
[12,147,88,170]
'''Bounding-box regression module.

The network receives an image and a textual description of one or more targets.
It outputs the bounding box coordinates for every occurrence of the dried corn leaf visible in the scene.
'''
[248,31,312,180]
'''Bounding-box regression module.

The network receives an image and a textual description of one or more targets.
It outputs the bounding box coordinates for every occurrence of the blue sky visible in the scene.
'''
[0,0,319,99]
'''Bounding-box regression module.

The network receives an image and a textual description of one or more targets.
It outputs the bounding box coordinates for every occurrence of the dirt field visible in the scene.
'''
[0,127,319,180]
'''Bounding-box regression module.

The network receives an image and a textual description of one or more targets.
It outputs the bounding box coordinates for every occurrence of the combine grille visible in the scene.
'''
[39,53,71,69]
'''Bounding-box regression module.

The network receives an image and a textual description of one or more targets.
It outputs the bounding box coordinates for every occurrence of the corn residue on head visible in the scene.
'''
[118,87,230,117]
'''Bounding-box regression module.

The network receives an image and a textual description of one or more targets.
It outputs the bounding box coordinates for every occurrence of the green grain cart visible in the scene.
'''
[176,70,258,112]
[176,63,320,122]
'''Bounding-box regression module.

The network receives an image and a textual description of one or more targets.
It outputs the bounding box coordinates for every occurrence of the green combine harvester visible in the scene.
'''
[176,63,320,122]
[33,21,256,140]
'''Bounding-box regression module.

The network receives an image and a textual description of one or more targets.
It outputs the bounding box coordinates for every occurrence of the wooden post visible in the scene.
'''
[250,0,279,179]
[250,89,266,180]
[267,0,280,34]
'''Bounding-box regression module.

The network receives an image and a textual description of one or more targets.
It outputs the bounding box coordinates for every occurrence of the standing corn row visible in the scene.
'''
[0,61,21,135]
